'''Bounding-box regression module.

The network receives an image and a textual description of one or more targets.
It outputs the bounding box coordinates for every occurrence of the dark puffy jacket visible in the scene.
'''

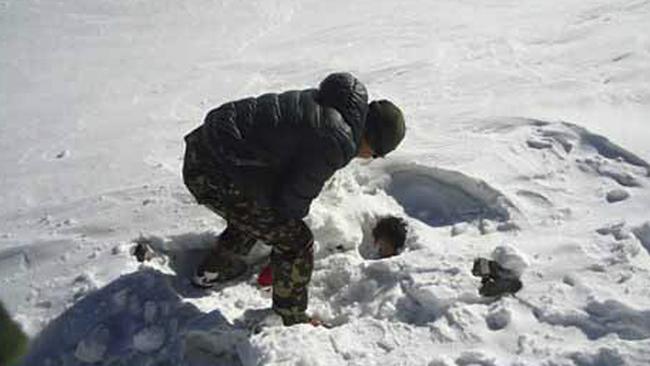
[196,72,368,219]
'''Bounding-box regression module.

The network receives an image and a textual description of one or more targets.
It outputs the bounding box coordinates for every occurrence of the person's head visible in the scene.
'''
[372,216,408,258]
[358,100,406,159]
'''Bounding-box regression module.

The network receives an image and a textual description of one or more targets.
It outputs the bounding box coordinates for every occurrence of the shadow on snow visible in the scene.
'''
[21,268,258,366]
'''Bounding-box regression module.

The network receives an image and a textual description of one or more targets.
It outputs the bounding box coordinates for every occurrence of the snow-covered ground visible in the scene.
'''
[2,0,650,365]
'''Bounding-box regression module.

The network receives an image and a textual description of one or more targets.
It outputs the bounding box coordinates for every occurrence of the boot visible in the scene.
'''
[191,250,248,288]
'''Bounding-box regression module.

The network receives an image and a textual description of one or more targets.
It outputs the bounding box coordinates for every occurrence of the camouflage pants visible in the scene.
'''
[183,130,313,326]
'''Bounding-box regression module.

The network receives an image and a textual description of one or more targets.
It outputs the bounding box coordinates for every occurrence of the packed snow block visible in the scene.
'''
[632,222,650,254]
[490,245,528,277]
[385,163,515,227]
[606,189,630,203]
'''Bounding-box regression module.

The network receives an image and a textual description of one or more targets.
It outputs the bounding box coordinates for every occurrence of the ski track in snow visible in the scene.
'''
[2,0,650,365]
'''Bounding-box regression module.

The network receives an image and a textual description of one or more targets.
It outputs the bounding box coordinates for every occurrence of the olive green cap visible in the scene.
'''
[365,100,405,157]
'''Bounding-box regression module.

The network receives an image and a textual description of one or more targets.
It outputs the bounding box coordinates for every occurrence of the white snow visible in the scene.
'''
[133,326,166,353]
[73,325,110,364]
[2,0,650,365]
[490,245,529,277]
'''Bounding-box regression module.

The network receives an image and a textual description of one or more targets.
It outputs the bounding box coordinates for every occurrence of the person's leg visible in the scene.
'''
[208,200,314,325]
[182,130,314,324]
[195,224,258,284]
[215,225,258,256]
[203,201,314,325]
[183,129,257,284]
[268,220,314,326]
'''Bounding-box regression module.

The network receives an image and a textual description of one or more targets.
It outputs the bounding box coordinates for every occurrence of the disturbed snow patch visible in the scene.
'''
[528,120,650,187]
[534,298,650,340]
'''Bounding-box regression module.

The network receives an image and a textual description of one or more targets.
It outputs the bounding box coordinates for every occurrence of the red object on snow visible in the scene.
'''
[257,264,273,287]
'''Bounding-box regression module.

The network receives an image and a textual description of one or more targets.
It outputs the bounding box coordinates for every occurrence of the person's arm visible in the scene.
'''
[275,132,347,219]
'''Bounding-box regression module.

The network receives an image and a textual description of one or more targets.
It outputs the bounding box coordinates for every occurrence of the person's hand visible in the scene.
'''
[309,317,323,327]
[308,317,334,328]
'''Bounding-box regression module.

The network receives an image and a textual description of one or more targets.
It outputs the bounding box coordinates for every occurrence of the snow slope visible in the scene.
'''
[2,0,650,365]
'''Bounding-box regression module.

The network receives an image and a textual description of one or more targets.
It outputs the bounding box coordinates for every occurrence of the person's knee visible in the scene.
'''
[291,221,314,257]
[296,221,313,247]
[272,220,313,259]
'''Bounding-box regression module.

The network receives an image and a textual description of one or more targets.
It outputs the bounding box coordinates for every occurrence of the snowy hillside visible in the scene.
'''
[2,0,650,365]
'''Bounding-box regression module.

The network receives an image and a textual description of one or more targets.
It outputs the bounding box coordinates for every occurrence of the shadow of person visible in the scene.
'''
[21,268,255,366]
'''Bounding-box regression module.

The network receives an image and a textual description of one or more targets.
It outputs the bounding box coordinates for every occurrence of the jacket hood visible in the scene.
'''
[318,72,368,147]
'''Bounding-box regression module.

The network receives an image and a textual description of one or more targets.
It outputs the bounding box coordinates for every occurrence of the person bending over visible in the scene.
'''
[182,72,406,326]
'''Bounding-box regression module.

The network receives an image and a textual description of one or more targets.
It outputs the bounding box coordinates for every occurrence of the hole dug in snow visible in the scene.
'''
[384,164,515,228]
[357,213,417,260]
